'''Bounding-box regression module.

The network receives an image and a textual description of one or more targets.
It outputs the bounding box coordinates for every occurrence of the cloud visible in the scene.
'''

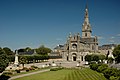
[117,34,120,36]
[110,37,115,39]
[109,40,115,43]
[98,36,104,39]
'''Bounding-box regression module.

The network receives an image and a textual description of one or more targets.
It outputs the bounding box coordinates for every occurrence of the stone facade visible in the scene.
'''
[62,5,98,62]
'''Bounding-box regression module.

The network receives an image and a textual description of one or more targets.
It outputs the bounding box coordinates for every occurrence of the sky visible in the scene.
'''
[0,0,120,51]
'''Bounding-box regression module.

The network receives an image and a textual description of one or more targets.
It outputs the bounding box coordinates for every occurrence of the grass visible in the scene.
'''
[15,69,71,80]
[10,67,50,77]
[14,68,106,80]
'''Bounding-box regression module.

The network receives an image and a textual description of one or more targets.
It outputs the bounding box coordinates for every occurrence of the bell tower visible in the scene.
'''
[82,5,92,38]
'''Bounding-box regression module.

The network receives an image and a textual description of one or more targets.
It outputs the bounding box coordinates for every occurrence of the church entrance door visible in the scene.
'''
[72,53,77,61]
[73,56,76,61]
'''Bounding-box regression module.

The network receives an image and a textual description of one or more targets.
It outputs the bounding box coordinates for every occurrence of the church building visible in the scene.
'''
[62,5,98,62]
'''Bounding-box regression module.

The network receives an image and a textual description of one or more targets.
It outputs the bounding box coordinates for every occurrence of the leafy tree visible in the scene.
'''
[18,48,26,53]
[108,57,114,64]
[97,64,108,73]
[92,54,99,62]
[0,47,9,73]
[113,45,120,63]
[19,56,27,68]
[3,47,14,55]
[99,55,106,62]
[36,45,51,55]
[85,55,92,62]
[25,47,32,52]
[85,54,105,63]
[110,76,118,80]
[90,63,99,71]
[103,68,117,79]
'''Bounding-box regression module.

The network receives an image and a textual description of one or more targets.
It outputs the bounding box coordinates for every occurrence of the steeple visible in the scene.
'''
[84,4,89,24]
[82,4,92,38]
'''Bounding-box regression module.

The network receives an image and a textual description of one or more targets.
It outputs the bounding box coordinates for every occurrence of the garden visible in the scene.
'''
[14,68,106,80]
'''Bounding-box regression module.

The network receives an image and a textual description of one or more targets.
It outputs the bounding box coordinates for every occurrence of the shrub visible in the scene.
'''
[31,65,38,69]
[97,64,108,73]
[2,72,13,76]
[0,74,10,80]
[90,63,99,71]
[50,67,63,71]
[50,68,57,71]
[29,67,35,70]
[110,76,118,80]
[26,69,29,72]
[15,70,20,73]
[103,68,117,79]
[22,67,28,70]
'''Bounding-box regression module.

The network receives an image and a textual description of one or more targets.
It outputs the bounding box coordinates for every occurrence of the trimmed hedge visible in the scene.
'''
[50,67,64,71]
[18,55,49,64]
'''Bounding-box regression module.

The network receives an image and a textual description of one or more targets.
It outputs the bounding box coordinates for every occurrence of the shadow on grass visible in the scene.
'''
[0,75,10,80]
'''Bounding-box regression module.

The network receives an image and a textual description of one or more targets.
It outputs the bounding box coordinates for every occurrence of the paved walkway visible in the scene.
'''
[9,69,50,80]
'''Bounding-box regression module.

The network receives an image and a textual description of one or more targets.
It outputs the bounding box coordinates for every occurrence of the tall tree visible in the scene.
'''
[19,56,27,68]
[85,55,92,62]
[113,45,120,63]
[0,47,9,73]
[36,45,51,55]
[25,47,32,52]
[3,47,14,55]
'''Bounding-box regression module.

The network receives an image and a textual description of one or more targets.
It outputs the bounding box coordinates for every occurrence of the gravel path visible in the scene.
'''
[8,69,50,80]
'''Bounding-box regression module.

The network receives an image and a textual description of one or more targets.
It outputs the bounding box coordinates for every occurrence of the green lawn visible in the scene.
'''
[11,67,50,77]
[15,68,106,80]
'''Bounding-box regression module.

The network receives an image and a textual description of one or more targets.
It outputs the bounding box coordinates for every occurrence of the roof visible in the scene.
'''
[18,49,36,55]
[54,44,64,50]
[81,37,96,43]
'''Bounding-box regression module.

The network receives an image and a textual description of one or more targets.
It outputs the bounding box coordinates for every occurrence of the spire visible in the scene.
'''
[82,3,91,31]
[82,3,92,38]
[84,3,89,25]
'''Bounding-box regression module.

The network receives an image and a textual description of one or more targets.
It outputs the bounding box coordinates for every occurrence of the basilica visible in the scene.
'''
[62,5,98,62]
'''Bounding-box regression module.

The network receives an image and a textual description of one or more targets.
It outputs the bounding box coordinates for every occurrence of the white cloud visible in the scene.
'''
[109,40,115,43]
[110,37,115,39]
[98,36,104,39]
[117,34,120,36]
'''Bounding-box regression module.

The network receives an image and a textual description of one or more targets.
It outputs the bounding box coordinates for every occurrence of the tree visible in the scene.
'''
[103,68,117,79]
[85,54,105,63]
[99,55,106,62]
[19,56,27,68]
[92,54,99,62]
[108,57,114,64]
[36,45,51,55]
[25,47,32,52]
[85,55,92,62]
[0,47,9,73]
[90,63,99,71]
[3,47,14,55]
[18,48,26,53]
[113,45,120,63]
[97,64,108,73]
